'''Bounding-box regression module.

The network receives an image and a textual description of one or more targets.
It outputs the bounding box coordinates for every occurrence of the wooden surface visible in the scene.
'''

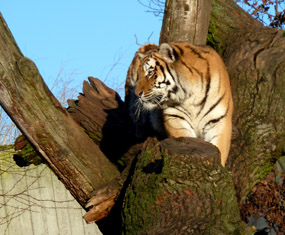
[160,0,212,45]
[67,77,135,165]
[0,13,120,208]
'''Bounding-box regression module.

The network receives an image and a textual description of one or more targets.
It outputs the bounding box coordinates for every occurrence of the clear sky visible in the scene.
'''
[1,0,163,99]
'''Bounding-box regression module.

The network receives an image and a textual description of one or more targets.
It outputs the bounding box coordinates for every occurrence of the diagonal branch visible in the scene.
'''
[0,13,120,208]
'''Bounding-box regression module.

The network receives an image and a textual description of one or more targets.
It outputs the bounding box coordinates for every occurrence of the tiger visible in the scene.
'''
[125,42,233,167]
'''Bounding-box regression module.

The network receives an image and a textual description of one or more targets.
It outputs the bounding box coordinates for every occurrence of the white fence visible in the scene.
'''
[0,147,102,235]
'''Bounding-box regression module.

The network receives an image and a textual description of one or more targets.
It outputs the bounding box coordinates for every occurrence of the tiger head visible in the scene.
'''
[135,43,185,110]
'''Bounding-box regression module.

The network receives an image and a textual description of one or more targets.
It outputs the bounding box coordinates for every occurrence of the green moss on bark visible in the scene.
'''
[122,138,251,234]
[207,16,225,55]
[13,142,44,167]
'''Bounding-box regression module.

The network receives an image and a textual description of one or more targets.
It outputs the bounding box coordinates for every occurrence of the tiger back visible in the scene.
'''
[125,42,233,166]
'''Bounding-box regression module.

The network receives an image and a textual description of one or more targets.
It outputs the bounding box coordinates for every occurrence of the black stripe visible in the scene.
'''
[202,106,229,135]
[199,47,210,54]
[172,45,184,56]
[164,113,184,120]
[159,64,166,78]
[172,45,195,74]
[205,113,226,126]
[185,45,206,60]
[163,61,187,98]
[202,115,225,134]
[192,67,203,77]
[172,85,178,93]
[197,62,211,108]
[164,113,194,130]
[201,93,225,119]
[174,75,188,95]
[176,106,192,118]
[180,59,193,73]
[167,86,178,98]
[164,62,176,82]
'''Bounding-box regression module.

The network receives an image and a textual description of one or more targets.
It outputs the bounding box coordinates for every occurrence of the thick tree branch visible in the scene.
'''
[210,0,285,203]
[0,13,120,207]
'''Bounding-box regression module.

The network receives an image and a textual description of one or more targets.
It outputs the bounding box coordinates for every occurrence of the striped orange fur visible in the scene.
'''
[125,42,233,166]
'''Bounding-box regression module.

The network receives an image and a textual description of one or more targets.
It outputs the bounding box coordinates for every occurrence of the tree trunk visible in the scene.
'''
[160,0,212,45]
[209,0,285,203]
[0,13,120,209]
[122,137,250,234]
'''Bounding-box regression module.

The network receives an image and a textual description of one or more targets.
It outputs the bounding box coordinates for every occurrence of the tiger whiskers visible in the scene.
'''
[151,95,163,107]
[134,98,144,120]
[145,91,163,108]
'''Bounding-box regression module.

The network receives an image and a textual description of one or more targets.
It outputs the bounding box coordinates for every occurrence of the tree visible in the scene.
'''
[159,0,212,45]
[0,0,284,234]
[0,14,120,210]
[140,0,285,233]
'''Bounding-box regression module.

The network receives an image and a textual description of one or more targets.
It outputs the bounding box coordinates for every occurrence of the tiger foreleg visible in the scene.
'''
[164,117,197,138]
[204,119,232,167]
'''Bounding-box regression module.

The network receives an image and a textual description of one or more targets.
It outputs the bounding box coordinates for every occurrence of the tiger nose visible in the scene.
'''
[135,90,143,98]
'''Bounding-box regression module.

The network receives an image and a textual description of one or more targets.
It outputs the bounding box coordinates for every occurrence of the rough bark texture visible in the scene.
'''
[122,137,250,234]
[0,13,120,208]
[67,77,136,167]
[10,74,143,223]
[66,77,141,222]
[1,0,284,233]
[160,0,212,45]
[209,0,285,203]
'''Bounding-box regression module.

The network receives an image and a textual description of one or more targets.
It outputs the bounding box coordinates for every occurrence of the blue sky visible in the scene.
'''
[1,1,163,99]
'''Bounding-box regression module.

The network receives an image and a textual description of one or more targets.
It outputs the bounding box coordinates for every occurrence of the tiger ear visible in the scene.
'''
[159,43,176,63]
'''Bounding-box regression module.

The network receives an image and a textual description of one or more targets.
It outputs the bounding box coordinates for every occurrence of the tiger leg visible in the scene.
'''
[204,118,232,167]
[164,116,197,138]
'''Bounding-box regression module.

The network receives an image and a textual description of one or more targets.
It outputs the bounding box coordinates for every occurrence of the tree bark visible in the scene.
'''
[209,0,285,203]
[160,0,212,45]
[122,137,251,234]
[67,77,136,166]
[0,13,120,208]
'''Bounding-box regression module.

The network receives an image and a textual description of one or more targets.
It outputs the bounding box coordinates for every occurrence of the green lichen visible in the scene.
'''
[207,16,222,54]
[122,149,165,234]
[13,142,44,167]
[0,145,14,151]
[86,131,102,143]
[79,126,103,144]
[142,149,152,162]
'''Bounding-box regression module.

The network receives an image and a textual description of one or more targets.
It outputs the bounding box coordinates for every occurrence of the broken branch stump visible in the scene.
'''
[122,137,251,234]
